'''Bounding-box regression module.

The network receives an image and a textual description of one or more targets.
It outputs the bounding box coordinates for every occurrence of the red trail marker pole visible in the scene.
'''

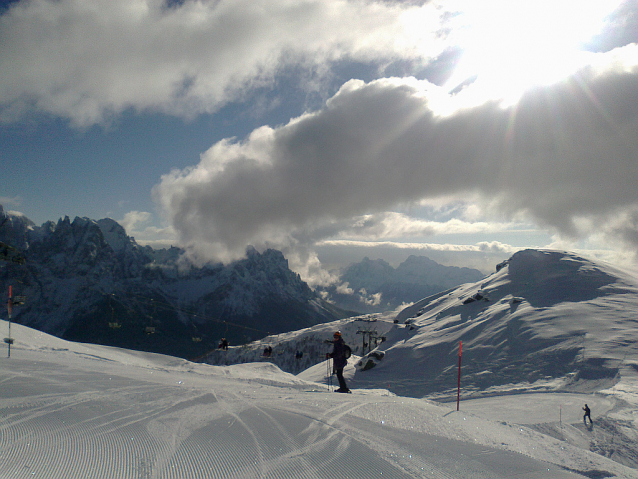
[6,285,13,358]
[456,341,462,411]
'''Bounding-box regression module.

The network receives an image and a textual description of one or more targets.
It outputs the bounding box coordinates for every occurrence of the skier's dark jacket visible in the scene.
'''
[328,337,348,369]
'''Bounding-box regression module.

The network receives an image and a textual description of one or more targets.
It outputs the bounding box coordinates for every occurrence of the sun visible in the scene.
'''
[443,0,621,105]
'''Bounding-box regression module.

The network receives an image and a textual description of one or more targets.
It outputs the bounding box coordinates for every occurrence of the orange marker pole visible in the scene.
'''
[456,341,462,411]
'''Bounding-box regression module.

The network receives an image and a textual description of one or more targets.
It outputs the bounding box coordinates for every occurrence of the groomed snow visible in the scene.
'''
[1,320,636,478]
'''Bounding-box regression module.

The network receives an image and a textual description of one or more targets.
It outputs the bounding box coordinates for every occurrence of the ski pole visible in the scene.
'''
[329,357,333,391]
[326,356,330,388]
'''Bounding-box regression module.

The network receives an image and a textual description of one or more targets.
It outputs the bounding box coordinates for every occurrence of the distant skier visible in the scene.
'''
[218,338,229,350]
[583,404,593,425]
[327,331,350,393]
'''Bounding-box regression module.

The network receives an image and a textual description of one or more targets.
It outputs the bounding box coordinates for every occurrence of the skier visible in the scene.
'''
[583,404,593,425]
[327,331,350,393]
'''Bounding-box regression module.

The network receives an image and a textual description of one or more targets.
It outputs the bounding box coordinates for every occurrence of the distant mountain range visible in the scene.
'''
[208,249,638,402]
[0,205,488,359]
[318,255,485,313]
[0,206,349,359]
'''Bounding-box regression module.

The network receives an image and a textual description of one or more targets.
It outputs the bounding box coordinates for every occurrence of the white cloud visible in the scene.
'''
[119,210,177,249]
[280,246,338,287]
[361,290,382,306]
[341,212,516,240]
[563,205,638,265]
[4,0,637,279]
[154,46,638,270]
[120,210,153,232]
[443,0,624,105]
[336,282,354,295]
[0,0,449,126]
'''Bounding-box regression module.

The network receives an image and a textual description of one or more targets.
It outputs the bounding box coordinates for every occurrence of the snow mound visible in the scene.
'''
[351,249,638,400]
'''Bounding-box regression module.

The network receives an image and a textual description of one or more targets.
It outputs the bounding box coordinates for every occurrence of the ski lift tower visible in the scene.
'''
[356,328,378,356]
[356,315,379,355]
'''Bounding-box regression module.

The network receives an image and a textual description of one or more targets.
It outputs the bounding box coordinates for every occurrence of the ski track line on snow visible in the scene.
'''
[1,383,170,438]
[256,397,351,448]
[0,373,22,386]
[279,396,592,479]
[189,409,263,478]
[0,399,152,477]
[144,391,240,479]
[0,392,88,426]
[144,390,220,479]
[262,396,430,478]
[83,387,237,476]
[216,390,411,478]
[150,389,266,479]
[4,351,623,478]
[223,390,320,478]
[322,401,460,479]
[235,404,319,476]
[89,394,181,438]
[234,400,331,478]
[0,392,114,451]
[339,415,474,479]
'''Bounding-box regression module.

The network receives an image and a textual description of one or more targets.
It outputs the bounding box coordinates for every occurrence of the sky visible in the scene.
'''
[1,0,638,283]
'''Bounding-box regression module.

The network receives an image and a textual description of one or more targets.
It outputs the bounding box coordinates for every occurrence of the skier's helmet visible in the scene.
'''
[333,331,342,338]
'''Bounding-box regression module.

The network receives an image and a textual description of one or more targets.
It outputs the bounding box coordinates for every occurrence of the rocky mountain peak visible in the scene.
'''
[97,218,135,253]
[0,205,35,250]
[0,209,347,357]
[341,257,395,291]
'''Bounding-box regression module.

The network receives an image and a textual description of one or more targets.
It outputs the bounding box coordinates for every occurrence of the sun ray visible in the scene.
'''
[443,0,623,105]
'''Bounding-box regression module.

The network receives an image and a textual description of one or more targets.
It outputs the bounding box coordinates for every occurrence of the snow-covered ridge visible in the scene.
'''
[352,249,638,400]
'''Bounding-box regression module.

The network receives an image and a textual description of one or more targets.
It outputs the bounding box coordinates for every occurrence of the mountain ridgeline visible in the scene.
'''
[319,255,485,313]
[0,206,349,359]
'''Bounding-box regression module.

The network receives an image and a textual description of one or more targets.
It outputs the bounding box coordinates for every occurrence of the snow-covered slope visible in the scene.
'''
[350,249,638,400]
[201,313,396,374]
[1,319,636,478]
[297,249,638,470]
